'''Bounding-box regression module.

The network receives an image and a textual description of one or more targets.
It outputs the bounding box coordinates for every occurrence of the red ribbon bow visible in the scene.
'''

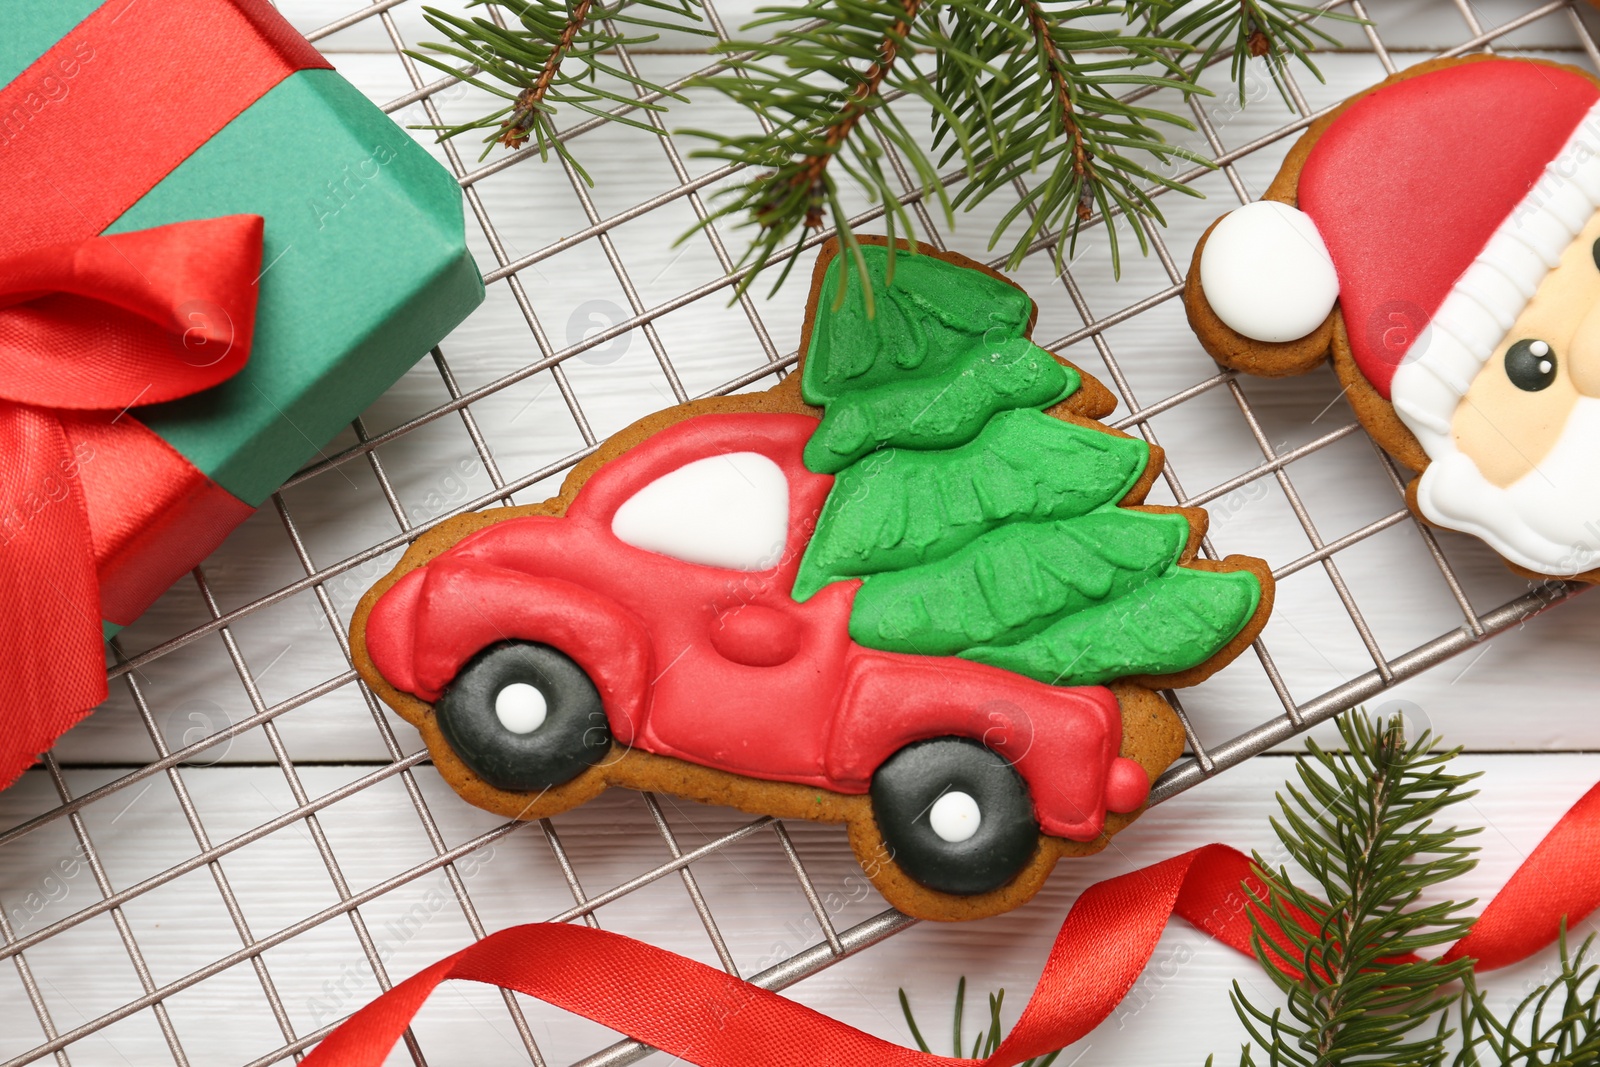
[0,215,263,784]
[300,780,1600,1066]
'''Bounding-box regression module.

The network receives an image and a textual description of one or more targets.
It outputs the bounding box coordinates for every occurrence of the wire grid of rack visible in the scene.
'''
[2,0,1596,1063]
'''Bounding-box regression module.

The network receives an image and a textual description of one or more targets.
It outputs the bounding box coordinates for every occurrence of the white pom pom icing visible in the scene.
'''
[1199,200,1341,343]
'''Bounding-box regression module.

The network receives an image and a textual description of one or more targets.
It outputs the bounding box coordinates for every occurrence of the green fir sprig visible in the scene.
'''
[899,977,1062,1064]
[405,0,710,177]
[901,932,1600,1067]
[682,0,1211,301]
[1214,712,1600,1065]
[931,0,1204,275]
[678,0,976,300]
[406,0,1358,296]
[1454,930,1600,1066]
[1159,0,1351,104]
[1459,927,1600,1062]
[1217,713,1481,1066]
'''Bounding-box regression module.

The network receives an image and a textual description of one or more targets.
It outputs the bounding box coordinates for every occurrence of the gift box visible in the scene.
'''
[0,0,485,783]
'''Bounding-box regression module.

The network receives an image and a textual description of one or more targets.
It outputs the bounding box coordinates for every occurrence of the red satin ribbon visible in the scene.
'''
[1445,778,1600,970]
[301,781,1600,1067]
[0,217,265,786]
[0,0,330,788]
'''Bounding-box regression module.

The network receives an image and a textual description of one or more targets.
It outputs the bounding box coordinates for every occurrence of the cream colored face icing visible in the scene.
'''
[1453,208,1600,487]
[1362,99,1600,575]
[1409,206,1600,576]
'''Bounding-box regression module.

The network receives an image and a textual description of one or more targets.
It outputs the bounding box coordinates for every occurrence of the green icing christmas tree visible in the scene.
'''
[793,243,1261,687]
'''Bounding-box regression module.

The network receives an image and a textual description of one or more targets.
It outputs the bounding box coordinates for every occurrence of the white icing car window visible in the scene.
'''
[610,451,790,571]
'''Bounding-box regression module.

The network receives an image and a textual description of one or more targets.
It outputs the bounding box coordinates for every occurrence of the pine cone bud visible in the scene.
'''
[1247,30,1270,57]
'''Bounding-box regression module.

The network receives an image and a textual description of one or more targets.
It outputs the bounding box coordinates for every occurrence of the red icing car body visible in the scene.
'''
[365,412,1149,842]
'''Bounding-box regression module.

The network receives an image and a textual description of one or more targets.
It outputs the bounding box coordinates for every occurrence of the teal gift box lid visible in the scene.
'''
[1,0,485,630]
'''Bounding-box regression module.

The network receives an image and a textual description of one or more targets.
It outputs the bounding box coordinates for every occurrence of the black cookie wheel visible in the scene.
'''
[434,642,611,792]
[869,737,1039,896]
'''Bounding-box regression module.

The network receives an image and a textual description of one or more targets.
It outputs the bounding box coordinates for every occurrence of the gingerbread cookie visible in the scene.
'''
[352,237,1274,921]
[1186,56,1600,581]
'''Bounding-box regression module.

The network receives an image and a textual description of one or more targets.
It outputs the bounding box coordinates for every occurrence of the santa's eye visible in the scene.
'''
[1505,339,1557,392]
[1592,236,1600,271]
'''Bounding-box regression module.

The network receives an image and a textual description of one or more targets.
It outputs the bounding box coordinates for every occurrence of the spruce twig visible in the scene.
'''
[405,0,710,174]
[410,0,1356,296]
[1455,928,1600,1067]
[897,711,1600,1066]
[502,0,598,148]
[679,0,973,307]
[899,978,1063,1065]
[1157,0,1360,104]
[934,0,1205,275]
[1220,712,1480,1066]
[907,713,1478,1067]
[1212,710,1600,1064]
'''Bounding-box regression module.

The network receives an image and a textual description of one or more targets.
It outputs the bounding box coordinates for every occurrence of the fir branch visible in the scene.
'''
[899,977,1063,1065]
[1215,711,1481,1067]
[684,0,1213,302]
[679,0,969,308]
[506,0,598,148]
[1455,930,1600,1067]
[935,0,1206,274]
[1157,0,1362,103]
[419,0,1356,297]
[788,0,920,205]
[405,0,710,175]
[1021,0,1094,192]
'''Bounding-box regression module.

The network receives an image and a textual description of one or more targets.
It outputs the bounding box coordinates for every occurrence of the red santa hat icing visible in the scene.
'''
[1201,59,1600,454]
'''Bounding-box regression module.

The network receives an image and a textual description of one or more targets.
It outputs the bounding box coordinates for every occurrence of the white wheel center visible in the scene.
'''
[495,683,548,734]
[928,790,981,844]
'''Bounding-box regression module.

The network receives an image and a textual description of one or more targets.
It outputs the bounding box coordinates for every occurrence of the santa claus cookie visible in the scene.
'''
[1186,56,1600,581]
[352,236,1274,921]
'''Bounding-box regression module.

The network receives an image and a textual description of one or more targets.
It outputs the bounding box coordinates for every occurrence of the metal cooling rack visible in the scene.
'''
[2,1,1595,1063]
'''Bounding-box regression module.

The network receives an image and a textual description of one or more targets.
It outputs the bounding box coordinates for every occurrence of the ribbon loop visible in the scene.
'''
[0,0,332,792]
[0,215,264,786]
[0,216,262,410]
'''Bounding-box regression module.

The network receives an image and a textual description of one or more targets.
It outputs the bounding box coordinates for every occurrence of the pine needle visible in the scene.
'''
[1224,712,1481,1066]
[1157,0,1363,105]
[405,0,711,173]
[899,979,1065,1066]
[1455,928,1600,1067]
[408,0,1361,298]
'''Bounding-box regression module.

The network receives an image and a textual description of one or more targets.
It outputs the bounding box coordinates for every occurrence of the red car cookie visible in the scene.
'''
[353,237,1274,920]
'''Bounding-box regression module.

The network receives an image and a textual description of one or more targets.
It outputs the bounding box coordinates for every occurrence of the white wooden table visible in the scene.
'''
[5,1,1600,1063]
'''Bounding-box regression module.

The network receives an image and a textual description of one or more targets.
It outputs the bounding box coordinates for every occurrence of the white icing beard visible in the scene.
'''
[1415,396,1600,575]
